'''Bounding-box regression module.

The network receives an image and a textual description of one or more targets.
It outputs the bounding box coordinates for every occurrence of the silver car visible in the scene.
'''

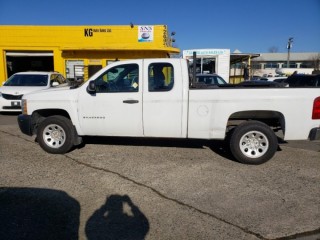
[196,73,227,85]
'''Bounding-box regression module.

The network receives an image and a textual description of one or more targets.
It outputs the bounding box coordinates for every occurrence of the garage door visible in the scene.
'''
[6,51,54,77]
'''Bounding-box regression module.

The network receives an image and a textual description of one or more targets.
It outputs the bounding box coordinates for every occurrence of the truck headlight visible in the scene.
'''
[22,99,28,115]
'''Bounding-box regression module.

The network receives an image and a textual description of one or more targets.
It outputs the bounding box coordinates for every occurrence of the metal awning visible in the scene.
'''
[6,52,53,57]
[230,53,260,64]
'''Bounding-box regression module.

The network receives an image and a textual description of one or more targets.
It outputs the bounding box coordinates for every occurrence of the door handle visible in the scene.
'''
[123,100,139,104]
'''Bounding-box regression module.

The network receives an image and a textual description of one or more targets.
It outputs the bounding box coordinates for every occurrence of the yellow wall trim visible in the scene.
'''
[0,25,179,82]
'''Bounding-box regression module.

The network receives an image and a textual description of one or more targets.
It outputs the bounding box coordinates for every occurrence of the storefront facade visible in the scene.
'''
[183,49,230,82]
[0,25,179,83]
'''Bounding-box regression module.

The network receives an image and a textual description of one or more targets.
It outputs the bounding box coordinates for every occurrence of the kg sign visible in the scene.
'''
[138,26,153,42]
[84,28,112,37]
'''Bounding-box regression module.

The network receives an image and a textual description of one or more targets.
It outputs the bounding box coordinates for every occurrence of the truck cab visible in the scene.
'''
[79,59,189,138]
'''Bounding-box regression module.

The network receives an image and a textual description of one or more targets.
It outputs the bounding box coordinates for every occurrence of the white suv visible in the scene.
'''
[0,71,67,112]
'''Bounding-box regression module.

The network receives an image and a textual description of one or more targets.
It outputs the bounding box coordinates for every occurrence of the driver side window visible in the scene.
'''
[95,64,139,93]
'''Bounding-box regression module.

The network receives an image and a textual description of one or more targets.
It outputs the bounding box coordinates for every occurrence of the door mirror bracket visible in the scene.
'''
[87,80,96,94]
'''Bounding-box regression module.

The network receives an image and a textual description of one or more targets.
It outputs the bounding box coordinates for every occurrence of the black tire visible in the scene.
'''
[229,121,278,165]
[37,116,75,154]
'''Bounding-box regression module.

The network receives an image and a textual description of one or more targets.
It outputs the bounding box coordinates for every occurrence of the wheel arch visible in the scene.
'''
[31,109,72,135]
[227,110,286,138]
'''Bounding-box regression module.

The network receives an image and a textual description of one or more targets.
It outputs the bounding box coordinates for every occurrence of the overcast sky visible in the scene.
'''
[1,0,319,53]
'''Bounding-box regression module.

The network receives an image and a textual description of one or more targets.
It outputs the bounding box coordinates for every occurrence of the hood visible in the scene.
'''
[23,85,76,100]
[0,86,49,96]
[35,85,71,93]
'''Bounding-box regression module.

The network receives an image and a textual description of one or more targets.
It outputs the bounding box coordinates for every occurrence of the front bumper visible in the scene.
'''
[17,114,33,136]
[309,127,320,141]
[0,98,22,112]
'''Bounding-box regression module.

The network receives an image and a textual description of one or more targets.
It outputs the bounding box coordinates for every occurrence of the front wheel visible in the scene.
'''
[229,121,278,165]
[37,116,75,154]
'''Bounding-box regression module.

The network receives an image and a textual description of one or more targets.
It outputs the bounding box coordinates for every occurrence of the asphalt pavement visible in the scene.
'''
[0,113,319,240]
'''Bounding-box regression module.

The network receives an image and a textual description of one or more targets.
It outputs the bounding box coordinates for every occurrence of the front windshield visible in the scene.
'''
[4,74,48,86]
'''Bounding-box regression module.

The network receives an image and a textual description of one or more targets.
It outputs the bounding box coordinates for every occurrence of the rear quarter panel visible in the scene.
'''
[188,88,320,140]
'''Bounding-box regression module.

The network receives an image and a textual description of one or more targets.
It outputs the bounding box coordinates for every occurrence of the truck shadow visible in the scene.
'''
[0,187,80,240]
[78,137,236,162]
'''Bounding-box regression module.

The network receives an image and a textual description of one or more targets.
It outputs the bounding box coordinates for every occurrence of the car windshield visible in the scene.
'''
[196,75,227,85]
[4,74,48,86]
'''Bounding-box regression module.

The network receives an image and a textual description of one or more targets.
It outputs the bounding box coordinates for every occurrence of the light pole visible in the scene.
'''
[287,37,293,68]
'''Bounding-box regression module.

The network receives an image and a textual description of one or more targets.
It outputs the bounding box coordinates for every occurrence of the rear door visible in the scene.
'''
[142,59,187,138]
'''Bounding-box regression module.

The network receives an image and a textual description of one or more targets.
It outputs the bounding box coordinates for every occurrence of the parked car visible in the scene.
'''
[0,71,67,112]
[259,76,287,82]
[284,74,320,87]
[250,75,262,80]
[237,80,284,87]
[273,78,288,84]
[195,73,228,85]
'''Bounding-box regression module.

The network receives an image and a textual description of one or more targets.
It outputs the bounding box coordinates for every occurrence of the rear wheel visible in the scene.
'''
[229,121,278,164]
[37,116,75,154]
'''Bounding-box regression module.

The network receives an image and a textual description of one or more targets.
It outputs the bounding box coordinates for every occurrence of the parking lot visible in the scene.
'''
[0,113,320,240]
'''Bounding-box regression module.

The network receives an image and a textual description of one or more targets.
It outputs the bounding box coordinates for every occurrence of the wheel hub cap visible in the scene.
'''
[43,124,66,148]
[51,130,61,139]
[240,131,269,158]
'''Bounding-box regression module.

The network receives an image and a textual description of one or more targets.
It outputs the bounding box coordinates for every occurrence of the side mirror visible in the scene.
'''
[51,82,59,87]
[87,80,96,94]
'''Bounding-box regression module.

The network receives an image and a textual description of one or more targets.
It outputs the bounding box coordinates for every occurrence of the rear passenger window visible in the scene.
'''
[148,63,174,91]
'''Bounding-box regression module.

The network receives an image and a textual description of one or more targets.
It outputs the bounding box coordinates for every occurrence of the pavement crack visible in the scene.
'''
[64,154,266,239]
[0,130,35,144]
[272,228,320,240]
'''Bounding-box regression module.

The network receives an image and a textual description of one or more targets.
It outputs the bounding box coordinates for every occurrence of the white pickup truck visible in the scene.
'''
[18,58,320,164]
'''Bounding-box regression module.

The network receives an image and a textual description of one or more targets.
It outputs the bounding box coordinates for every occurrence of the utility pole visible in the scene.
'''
[286,37,293,68]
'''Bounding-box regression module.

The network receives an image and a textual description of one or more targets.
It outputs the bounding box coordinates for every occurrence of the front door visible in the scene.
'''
[78,61,143,136]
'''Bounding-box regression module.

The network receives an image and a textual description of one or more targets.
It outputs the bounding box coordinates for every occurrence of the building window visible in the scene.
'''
[231,63,243,69]
[282,63,297,68]
[300,62,313,68]
[264,62,279,69]
[251,64,261,69]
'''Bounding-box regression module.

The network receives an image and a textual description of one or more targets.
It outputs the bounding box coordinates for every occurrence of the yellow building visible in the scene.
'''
[0,25,179,83]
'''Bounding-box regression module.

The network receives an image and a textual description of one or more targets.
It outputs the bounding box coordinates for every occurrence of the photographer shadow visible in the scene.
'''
[86,194,149,240]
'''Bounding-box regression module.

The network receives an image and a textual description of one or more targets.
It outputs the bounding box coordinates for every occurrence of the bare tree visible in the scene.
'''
[311,53,320,70]
[268,46,279,53]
